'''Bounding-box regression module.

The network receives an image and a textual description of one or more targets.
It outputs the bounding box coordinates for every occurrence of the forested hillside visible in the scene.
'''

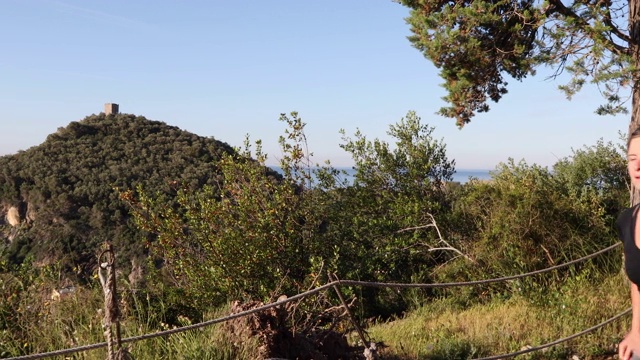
[0,113,273,274]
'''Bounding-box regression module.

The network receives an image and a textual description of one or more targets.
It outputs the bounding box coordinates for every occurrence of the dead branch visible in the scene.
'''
[397,213,476,264]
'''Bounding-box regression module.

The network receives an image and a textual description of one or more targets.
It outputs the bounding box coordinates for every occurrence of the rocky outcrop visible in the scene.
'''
[26,204,36,223]
[0,202,35,243]
[1,207,18,244]
[2,202,35,227]
[6,206,20,226]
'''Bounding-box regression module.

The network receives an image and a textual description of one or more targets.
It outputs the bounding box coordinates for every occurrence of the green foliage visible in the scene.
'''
[369,272,627,359]
[398,0,633,126]
[337,111,455,279]
[553,138,628,221]
[326,111,456,314]
[0,113,237,274]
[125,112,334,307]
[0,110,633,358]
[476,161,607,271]
[0,256,260,359]
[436,148,624,299]
[428,339,482,360]
[0,259,103,358]
[125,110,457,317]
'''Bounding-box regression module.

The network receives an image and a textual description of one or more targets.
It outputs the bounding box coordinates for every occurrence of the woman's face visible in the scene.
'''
[628,136,640,189]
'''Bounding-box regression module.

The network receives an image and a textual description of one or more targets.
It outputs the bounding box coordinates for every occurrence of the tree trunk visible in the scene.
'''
[630,0,640,205]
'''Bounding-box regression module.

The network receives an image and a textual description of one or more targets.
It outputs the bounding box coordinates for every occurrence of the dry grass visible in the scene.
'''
[364,272,630,359]
[1,270,632,359]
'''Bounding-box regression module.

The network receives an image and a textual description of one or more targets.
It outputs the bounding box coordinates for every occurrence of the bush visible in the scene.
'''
[436,155,623,300]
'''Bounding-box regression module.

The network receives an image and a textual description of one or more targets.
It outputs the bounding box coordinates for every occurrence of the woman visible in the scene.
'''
[618,128,640,360]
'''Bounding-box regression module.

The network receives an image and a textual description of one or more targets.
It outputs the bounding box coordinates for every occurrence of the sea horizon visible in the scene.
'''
[268,166,492,184]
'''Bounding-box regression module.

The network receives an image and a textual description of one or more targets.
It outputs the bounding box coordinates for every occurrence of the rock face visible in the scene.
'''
[2,205,21,243]
[0,202,35,243]
[2,202,35,227]
[6,206,20,226]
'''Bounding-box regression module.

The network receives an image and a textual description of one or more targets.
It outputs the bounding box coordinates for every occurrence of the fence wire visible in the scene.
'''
[3,242,626,360]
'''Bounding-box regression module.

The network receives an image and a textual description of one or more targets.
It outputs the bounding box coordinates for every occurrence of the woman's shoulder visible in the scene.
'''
[619,205,636,217]
[618,205,636,219]
[617,204,640,233]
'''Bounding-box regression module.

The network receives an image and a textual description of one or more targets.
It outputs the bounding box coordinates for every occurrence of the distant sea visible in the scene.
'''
[452,169,493,183]
[270,167,492,185]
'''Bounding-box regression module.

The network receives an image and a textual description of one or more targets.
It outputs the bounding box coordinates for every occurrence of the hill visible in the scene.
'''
[0,113,272,275]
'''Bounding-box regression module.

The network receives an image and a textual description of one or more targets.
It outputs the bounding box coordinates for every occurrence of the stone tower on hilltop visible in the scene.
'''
[104,103,119,115]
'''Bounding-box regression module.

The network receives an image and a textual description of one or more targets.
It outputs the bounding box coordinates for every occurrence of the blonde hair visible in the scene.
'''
[629,126,640,150]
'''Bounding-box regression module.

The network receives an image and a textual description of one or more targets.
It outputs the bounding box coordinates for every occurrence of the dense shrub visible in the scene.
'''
[125,113,329,308]
[124,111,457,317]
[435,141,627,300]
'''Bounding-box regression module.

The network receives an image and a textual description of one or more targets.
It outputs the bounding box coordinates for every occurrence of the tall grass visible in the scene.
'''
[0,266,631,359]
[366,271,629,359]
[0,282,261,360]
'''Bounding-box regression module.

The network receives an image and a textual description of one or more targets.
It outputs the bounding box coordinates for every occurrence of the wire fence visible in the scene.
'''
[3,242,627,360]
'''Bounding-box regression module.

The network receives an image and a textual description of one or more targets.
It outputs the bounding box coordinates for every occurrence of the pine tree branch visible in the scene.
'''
[546,0,628,54]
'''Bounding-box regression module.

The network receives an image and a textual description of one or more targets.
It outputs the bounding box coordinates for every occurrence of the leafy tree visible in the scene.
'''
[397,0,636,128]
[398,0,640,204]
[331,111,456,314]
[123,110,457,316]
[123,112,337,306]
[337,111,456,279]
[553,138,628,215]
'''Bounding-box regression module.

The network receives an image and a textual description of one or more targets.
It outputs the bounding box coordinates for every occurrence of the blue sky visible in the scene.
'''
[0,0,629,170]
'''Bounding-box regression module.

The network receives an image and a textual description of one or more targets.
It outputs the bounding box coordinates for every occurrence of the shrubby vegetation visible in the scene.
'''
[0,113,257,273]
[124,111,459,315]
[437,157,624,304]
[0,111,630,359]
